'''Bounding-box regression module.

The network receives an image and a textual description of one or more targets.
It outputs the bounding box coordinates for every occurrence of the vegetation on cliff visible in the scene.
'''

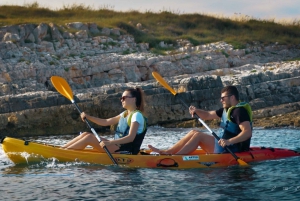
[1,2,300,51]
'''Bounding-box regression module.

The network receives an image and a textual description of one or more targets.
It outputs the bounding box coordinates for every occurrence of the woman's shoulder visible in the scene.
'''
[130,111,146,122]
[132,110,144,118]
[119,110,127,117]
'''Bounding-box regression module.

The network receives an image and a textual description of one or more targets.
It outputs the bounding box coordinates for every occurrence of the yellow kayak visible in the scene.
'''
[1,137,300,169]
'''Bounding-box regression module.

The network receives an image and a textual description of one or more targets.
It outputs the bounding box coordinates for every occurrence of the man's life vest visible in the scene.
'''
[114,110,147,154]
[219,102,253,152]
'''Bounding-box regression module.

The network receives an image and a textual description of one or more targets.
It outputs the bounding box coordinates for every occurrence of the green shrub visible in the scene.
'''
[221,50,229,58]
[122,49,131,55]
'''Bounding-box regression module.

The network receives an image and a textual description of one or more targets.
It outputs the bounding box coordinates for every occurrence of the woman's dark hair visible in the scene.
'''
[125,87,145,112]
[221,86,239,101]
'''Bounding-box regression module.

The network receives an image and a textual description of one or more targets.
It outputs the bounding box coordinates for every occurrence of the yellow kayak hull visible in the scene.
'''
[1,137,300,169]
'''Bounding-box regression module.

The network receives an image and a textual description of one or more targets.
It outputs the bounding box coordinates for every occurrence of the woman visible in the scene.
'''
[62,88,147,155]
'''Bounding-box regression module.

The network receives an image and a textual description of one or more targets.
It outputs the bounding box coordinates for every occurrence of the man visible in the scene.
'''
[148,86,252,154]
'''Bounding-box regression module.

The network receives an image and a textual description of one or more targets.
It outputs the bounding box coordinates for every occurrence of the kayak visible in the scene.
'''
[1,137,300,168]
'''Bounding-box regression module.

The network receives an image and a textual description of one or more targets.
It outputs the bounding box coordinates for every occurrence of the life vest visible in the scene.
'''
[219,102,252,152]
[114,110,147,154]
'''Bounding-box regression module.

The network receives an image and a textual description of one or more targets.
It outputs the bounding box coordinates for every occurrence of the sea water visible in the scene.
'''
[1,127,300,201]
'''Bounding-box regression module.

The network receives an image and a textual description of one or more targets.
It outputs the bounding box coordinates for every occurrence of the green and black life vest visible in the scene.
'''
[219,102,252,152]
[114,110,147,154]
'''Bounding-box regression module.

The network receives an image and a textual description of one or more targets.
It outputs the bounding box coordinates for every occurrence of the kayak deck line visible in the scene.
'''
[1,137,300,169]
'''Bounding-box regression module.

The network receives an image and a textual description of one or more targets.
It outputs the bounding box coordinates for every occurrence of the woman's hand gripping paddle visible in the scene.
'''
[152,72,249,166]
[51,76,118,165]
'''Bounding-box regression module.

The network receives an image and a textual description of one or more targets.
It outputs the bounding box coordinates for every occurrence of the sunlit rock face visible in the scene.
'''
[0,22,300,136]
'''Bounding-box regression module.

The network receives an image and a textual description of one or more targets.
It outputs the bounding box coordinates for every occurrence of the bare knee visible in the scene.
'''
[191,130,205,139]
[84,132,97,139]
[72,132,90,141]
[80,132,90,136]
[186,129,200,136]
[84,133,95,139]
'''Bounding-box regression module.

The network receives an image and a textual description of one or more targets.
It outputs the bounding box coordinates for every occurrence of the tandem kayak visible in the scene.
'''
[1,137,300,169]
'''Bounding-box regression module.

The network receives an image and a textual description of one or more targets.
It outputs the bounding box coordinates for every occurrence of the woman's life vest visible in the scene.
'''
[218,102,253,152]
[114,110,147,154]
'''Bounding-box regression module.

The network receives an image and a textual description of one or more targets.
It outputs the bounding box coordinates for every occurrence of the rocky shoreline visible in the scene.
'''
[0,22,300,137]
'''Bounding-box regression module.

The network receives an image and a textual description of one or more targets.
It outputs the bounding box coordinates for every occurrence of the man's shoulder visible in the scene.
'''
[215,108,224,117]
[231,106,247,115]
[231,107,251,122]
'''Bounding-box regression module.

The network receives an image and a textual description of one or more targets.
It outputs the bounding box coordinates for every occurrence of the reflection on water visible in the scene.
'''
[1,127,300,200]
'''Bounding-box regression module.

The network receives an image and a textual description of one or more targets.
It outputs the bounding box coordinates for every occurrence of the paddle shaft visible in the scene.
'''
[71,100,118,165]
[177,96,242,162]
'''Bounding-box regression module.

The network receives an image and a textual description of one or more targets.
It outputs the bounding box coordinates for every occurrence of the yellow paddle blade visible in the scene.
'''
[50,76,74,101]
[152,72,177,96]
[237,159,249,166]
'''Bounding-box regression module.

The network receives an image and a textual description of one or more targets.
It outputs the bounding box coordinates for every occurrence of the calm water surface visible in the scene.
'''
[1,127,300,201]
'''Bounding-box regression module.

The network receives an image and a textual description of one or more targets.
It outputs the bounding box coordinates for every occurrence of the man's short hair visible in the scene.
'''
[221,86,239,101]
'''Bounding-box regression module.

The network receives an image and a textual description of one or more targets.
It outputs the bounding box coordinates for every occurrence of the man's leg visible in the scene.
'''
[175,131,215,154]
[148,129,215,154]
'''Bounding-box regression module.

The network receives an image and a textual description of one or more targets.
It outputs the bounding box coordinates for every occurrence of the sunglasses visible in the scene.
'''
[220,94,232,101]
[120,96,134,101]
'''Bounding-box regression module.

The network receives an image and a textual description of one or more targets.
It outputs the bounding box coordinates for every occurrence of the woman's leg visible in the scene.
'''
[62,132,90,148]
[63,133,120,153]
[63,132,108,149]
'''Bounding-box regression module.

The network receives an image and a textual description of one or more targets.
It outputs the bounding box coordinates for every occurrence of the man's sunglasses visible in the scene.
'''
[220,94,232,101]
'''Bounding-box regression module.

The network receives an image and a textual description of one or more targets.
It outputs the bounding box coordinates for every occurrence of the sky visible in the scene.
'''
[1,0,300,22]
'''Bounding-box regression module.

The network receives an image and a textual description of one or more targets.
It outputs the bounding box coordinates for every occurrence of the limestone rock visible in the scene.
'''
[101,28,111,35]
[49,23,64,43]
[33,23,49,44]
[88,23,100,34]
[1,22,300,136]
[2,33,20,42]
[66,22,89,31]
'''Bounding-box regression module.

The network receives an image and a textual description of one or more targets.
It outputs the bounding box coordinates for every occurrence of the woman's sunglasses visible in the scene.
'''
[120,96,134,101]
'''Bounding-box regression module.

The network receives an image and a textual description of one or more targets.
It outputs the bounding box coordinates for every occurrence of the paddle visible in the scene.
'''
[152,71,249,166]
[50,76,118,165]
